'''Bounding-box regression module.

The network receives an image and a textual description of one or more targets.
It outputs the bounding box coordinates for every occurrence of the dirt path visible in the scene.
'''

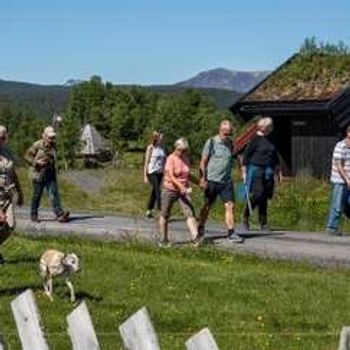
[14,207,350,269]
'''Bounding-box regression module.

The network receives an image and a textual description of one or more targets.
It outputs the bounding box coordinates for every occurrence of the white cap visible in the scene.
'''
[43,126,56,138]
[0,126,7,138]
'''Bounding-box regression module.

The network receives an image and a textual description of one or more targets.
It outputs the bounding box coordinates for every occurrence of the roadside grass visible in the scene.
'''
[0,234,349,349]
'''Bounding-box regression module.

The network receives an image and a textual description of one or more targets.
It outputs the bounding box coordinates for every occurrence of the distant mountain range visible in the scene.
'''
[0,68,269,117]
[176,68,270,92]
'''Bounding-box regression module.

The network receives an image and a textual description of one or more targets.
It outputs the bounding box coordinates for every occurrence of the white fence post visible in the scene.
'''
[11,289,49,350]
[119,307,161,350]
[185,328,220,350]
[338,326,350,350]
[67,301,100,350]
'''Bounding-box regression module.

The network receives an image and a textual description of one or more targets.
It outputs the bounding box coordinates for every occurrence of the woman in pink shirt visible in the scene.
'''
[159,137,199,246]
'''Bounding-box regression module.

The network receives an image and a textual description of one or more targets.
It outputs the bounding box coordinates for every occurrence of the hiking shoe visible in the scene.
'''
[241,221,250,232]
[326,228,342,236]
[259,224,271,232]
[198,224,207,238]
[30,215,41,223]
[145,210,154,220]
[57,211,70,223]
[158,240,172,248]
[227,232,244,244]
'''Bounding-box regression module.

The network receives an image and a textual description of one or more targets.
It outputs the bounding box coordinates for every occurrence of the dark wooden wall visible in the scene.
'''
[274,114,339,177]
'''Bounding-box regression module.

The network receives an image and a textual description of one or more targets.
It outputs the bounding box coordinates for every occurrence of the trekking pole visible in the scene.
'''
[244,182,253,216]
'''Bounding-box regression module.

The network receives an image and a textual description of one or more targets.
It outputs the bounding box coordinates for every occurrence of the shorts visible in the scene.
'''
[161,189,195,219]
[205,181,235,205]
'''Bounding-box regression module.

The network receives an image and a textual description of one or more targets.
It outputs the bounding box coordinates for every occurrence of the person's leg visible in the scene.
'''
[179,195,198,241]
[220,182,244,243]
[159,189,175,244]
[146,173,157,213]
[326,183,347,233]
[47,179,63,217]
[155,173,163,211]
[258,195,268,229]
[31,180,45,220]
[243,171,264,226]
[198,182,217,236]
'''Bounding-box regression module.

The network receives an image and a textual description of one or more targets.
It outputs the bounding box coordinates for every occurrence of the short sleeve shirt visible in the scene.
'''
[163,153,190,192]
[202,135,234,184]
[330,140,350,184]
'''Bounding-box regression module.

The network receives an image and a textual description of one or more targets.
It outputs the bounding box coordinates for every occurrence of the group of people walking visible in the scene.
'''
[143,117,281,246]
[0,125,69,262]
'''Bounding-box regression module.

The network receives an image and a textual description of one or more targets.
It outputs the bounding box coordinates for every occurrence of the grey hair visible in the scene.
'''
[257,117,273,129]
[174,137,189,150]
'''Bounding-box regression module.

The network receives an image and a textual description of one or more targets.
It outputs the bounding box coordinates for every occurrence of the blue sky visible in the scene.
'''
[1,0,350,85]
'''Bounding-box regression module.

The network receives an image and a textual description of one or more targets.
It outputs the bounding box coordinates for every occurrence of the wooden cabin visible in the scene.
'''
[231,53,350,177]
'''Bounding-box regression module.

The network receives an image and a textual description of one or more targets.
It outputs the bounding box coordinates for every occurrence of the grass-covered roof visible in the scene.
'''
[244,53,350,102]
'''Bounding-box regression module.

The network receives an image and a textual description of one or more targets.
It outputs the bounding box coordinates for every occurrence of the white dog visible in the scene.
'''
[39,249,80,302]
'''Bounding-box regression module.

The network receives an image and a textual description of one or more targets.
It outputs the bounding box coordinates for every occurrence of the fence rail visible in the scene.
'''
[4,289,350,349]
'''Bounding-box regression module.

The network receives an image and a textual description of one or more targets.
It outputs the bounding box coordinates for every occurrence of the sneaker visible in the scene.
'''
[197,225,205,239]
[57,211,70,223]
[326,228,342,236]
[158,240,172,248]
[145,210,153,220]
[241,220,250,232]
[30,215,41,223]
[259,224,271,232]
[227,232,244,244]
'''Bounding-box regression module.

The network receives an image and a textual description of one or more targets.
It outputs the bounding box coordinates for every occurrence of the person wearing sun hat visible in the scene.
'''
[0,125,24,264]
[25,126,69,223]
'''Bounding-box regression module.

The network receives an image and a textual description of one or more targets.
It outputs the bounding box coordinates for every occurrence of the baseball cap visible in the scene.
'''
[43,126,56,138]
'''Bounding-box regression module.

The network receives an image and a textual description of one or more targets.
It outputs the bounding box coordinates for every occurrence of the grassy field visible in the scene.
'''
[17,152,350,233]
[0,234,349,349]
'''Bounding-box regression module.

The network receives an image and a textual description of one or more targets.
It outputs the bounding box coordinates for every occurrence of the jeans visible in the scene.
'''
[147,173,163,211]
[326,183,350,231]
[31,178,63,217]
[244,165,275,225]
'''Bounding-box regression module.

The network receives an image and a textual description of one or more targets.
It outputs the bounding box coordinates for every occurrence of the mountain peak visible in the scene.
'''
[176,68,270,92]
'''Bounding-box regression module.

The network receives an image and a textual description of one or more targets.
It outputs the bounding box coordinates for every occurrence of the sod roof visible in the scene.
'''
[244,53,350,102]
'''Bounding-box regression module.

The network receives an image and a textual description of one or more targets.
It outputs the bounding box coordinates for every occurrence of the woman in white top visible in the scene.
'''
[143,131,166,218]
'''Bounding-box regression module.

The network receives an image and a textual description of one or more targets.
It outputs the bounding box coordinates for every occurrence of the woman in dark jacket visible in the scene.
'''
[241,117,282,231]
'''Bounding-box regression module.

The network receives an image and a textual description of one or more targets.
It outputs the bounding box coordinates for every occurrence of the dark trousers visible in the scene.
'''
[31,178,63,217]
[244,168,274,225]
[147,173,163,211]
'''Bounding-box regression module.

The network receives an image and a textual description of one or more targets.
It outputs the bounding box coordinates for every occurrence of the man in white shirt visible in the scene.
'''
[326,125,350,235]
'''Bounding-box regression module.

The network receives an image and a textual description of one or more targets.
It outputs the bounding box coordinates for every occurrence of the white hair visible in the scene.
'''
[257,117,273,130]
[0,125,7,137]
[174,137,189,150]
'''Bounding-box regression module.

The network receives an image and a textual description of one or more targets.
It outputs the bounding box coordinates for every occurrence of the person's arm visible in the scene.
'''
[241,139,255,183]
[199,139,211,189]
[12,170,24,206]
[143,145,152,183]
[336,159,350,187]
[165,158,187,194]
[24,143,45,167]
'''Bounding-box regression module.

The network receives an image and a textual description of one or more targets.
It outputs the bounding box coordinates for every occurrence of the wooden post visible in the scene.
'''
[67,301,100,350]
[11,289,49,350]
[119,307,161,350]
[185,328,220,350]
[338,326,350,350]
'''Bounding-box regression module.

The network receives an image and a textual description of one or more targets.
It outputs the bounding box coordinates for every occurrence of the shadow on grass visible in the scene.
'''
[74,291,103,302]
[0,284,41,297]
[5,256,38,265]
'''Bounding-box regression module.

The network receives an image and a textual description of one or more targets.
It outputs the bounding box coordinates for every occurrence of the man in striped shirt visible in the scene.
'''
[326,125,350,235]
